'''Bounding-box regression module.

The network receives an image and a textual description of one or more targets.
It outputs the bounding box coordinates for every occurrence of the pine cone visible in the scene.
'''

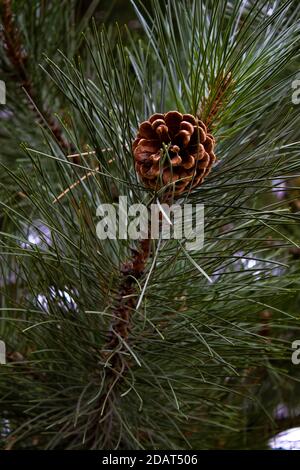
[133,111,216,196]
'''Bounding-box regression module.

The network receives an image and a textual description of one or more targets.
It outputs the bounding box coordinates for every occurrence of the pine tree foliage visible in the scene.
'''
[0,0,300,450]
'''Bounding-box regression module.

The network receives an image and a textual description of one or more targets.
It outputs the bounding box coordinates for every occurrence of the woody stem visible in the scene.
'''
[1,0,74,153]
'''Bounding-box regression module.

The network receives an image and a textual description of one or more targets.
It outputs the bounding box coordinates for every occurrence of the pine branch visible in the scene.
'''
[1,0,73,153]
[87,238,151,448]
[107,239,151,351]
[200,71,233,130]
[1,0,300,450]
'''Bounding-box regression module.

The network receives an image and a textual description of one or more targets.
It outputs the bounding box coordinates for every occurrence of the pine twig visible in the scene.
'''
[200,72,233,130]
[1,0,73,153]
[106,239,151,351]
[87,238,151,448]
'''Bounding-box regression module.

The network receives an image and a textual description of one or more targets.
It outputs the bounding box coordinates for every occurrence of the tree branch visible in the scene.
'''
[1,0,74,153]
[87,238,151,448]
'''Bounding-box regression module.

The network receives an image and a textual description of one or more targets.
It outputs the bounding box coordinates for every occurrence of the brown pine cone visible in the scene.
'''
[133,111,216,196]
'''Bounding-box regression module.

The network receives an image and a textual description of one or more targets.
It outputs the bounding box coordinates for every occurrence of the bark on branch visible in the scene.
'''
[1,0,74,153]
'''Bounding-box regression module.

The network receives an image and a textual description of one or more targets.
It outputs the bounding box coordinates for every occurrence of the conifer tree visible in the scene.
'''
[1,0,300,450]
